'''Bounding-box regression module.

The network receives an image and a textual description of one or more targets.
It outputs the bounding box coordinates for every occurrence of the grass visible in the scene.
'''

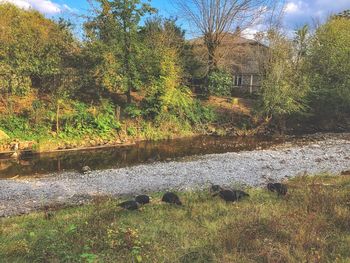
[1,174,350,262]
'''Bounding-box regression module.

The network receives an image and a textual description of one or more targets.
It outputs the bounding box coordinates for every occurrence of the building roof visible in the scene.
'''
[190,33,267,74]
[189,33,266,47]
[335,10,350,18]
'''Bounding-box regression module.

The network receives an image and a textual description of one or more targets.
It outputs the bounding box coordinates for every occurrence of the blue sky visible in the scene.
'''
[1,0,350,35]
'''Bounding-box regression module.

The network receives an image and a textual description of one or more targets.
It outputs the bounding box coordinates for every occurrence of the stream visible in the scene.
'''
[0,135,287,178]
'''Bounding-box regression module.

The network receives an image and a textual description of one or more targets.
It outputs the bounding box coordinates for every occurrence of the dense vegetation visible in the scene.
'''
[0,2,349,150]
[1,174,350,262]
[259,19,350,132]
[0,2,214,150]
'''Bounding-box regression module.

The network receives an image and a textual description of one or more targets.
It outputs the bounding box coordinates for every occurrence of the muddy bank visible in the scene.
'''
[0,134,349,217]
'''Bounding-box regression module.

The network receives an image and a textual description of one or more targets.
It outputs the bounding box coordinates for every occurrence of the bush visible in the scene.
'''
[124,104,142,119]
[142,83,216,126]
[0,115,49,140]
[208,70,233,96]
[60,100,121,137]
[307,17,350,120]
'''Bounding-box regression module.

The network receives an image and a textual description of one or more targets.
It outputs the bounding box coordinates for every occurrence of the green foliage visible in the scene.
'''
[126,127,137,136]
[0,4,78,95]
[307,17,350,119]
[259,30,310,130]
[125,104,142,118]
[208,70,233,96]
[107,0,156,102]
[0,100,121,141]
[82,2,123,95]
[143,82,215,126]
[60,100,121,137]
[0,115,49,140]
[139,18,216,128]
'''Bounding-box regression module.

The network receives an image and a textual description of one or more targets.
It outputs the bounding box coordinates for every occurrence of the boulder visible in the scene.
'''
[0,130,9,141]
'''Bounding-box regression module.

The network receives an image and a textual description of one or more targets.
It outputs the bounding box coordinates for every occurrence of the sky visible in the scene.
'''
[1,0,350,37]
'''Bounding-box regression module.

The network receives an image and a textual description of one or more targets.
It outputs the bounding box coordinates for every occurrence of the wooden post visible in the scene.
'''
[116,106,121,122]
[56,102,60,134]
[250,74,253,94]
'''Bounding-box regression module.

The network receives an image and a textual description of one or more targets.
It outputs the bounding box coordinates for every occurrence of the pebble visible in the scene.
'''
[0,135,349,217]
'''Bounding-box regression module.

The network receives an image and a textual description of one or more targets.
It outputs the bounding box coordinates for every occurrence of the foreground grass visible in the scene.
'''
[1,174,350,263]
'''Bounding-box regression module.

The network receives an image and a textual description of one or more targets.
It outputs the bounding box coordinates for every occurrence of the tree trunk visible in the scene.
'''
[56,102,60,134]
[206,39,218,75]
[278,116,286,135]
[123,21,132,104]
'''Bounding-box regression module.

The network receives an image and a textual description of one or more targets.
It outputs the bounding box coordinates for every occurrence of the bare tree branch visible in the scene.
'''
[175,0,282,75]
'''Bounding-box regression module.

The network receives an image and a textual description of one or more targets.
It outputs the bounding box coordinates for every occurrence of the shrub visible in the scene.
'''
[59,100,121,137]
[0,114,49,140]
[208,70,233,96]
[142,83,216,126]
[124,104,142,119]
[307,17,350,120]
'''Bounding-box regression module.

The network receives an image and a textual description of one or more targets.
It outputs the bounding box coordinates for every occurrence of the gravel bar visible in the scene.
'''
[1,134,349,217]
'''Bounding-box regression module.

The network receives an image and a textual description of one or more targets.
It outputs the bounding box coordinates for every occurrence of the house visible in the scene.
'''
[190,32,267,94]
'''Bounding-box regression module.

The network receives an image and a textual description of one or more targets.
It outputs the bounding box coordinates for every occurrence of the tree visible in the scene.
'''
[259,29,310,133]
[82,0,123,98]
[307,16,350,121]
[85,0,155,103]
[175,0,275,76]
[0,3,78,106]
[109,0,156,103]
[139,17,214,125]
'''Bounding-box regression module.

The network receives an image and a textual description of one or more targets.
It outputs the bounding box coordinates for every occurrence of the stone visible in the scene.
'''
[82,166,92,174]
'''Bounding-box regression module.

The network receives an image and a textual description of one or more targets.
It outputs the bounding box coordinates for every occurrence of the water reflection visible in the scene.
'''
[0,136,284,178]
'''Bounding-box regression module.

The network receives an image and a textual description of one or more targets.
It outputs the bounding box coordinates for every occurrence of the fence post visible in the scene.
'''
[116,105,121,122]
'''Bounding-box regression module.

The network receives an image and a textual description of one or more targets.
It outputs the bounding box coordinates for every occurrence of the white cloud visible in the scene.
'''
[0,0,74,14]
[62,4,73,12]
[243,24,265,39]
[31,0,60,14]
[285,2,299,14]
[0,0,31,9]
[284,0,350,28]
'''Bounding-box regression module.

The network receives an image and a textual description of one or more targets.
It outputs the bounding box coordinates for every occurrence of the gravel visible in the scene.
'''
[1,135,349,217]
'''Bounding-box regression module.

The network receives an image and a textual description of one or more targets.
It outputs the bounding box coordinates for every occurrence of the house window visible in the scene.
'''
[234,75,243,86]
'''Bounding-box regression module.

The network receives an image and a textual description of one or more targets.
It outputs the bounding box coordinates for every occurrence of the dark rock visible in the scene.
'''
[118,200,140,210]
[81,166,92,174]
[162,192,182,205]
[135,195,150,205]
[267,183,288,196]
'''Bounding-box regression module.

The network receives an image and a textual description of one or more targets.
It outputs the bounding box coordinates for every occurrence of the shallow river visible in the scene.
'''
[0,135,289,178]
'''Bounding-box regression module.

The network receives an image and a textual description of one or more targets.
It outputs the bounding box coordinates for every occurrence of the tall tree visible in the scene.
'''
[259,29,310,133]
[175,0,277,75]
[109,0,156,103]
[0,3,78,97]
[307,16,350,121]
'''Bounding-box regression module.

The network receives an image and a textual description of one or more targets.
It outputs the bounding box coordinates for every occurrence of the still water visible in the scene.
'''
[0,136,286,178]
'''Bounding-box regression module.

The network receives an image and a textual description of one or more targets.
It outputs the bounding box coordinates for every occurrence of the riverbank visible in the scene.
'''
[0,96,259,155]
[1,133,349,217]
[1,174,350,262]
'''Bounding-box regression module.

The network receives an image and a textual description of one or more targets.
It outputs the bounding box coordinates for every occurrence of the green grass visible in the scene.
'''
[1,174,350,262]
